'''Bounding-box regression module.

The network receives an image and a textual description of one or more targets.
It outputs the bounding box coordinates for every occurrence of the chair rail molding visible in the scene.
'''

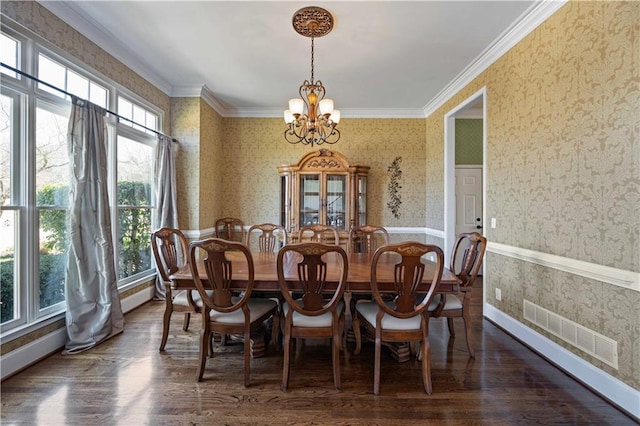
[487,242,640,292]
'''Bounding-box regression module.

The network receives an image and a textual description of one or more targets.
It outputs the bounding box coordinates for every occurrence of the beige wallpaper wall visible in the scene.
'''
[214,118,427,229]
[425,1,639,389]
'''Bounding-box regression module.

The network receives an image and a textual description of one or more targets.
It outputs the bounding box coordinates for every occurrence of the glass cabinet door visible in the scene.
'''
[280,174,289,228]
[299,174,320,227]
[357,175,367,226]
[326,174,347,230]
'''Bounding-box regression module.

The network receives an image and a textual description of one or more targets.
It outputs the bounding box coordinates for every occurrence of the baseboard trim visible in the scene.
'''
[484,304,640,420]
[0,284,155,381]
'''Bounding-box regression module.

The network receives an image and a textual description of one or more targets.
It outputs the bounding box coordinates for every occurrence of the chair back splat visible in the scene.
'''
[348,225,389,255]
[214,217,245,243]
[298,224,340,245]
[247,223,288,252]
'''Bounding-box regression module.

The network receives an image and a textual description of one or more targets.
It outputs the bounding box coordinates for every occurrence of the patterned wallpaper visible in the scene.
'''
[425,1,639,388]
[213,117,427,228]
[198,99,224,229]
[455,119,483,165]
[171,98,201,230]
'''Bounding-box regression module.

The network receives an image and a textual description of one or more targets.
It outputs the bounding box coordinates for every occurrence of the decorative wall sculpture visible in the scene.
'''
[387,156,402,219]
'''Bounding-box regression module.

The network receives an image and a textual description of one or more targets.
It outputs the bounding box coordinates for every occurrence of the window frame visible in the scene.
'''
[0,22,165,339]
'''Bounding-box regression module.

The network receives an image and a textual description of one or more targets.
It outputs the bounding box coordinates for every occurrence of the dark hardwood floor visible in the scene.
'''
[1,280,635,425]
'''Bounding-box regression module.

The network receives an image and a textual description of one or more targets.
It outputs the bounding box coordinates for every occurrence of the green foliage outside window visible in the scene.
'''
[1,181,153,323]
[117,181,152,279]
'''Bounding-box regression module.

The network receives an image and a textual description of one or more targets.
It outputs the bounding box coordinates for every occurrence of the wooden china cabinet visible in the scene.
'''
[278,149,369,241]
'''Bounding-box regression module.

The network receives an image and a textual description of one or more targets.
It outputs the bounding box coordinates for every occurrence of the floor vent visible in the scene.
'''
[523,300,618,369]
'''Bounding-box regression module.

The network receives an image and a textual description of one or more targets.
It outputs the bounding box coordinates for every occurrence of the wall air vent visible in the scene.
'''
[523,300,618,369]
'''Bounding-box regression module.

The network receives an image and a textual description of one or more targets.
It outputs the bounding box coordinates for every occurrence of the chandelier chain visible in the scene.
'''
[310,37,315,84]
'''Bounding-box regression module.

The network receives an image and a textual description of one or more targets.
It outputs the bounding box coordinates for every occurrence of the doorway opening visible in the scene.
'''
[443,87,486,268]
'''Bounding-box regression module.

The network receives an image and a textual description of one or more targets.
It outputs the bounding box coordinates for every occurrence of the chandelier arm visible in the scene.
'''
[324,127,340,145]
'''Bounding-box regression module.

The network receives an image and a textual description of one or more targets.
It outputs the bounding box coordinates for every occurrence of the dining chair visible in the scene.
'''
[428,232,486,358]
[188,238,279,385]
[246,223,288,347]
[214,217,246,243]
[247,223,288,252]
[151,227,201,352]
[346,225,390,336]
[347,225,389,254]
[276,242,349,391]
[352,241,444,395]
[298,224,340,245]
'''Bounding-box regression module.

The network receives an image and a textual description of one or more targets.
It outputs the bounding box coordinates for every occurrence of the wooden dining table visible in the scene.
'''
[169,250,461,360]
[169,251,461,293]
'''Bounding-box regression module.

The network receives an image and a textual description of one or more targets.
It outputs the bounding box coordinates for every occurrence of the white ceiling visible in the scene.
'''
[40,1,540,118]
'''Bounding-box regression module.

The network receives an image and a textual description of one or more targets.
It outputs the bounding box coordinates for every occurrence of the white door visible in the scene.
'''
[455,167,483,236]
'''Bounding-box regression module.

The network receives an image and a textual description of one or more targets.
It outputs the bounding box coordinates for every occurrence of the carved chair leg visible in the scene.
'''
[159,300,173,352]
[462,314,475,358]
[447,317,455,337]
[281,322,292,391]
[332,325,342,390]
[373,328,382,395]
[420,337,432,395]
[244,329,251,387]
[339,315,345,352]
[197,328,210,382]
[352,315,362,355]
[182,312,191,331]
[271,313,280,351]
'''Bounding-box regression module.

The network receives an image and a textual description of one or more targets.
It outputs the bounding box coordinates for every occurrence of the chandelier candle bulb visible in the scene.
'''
[319,99,334,115]
[289,98,304,116]
[284,110,294,124]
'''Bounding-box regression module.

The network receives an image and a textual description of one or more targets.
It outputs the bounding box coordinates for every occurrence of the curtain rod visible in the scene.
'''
[1,62,178,143]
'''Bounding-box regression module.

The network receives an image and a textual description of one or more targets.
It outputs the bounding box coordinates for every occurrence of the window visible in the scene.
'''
[0,26,163,334]
[118,97,158,135]
[38,53,108,108]
[1,89,21,327]
[35,99,70,314]
[1,33,19,79]
[117,135,154,280]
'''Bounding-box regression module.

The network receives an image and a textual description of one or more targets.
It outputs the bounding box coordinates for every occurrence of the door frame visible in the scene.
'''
[443,86,487,259]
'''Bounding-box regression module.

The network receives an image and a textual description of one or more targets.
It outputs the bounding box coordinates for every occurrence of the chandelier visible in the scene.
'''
[284,6,340,146]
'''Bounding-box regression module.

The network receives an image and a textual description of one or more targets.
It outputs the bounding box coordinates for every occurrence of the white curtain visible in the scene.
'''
[63,98,124,354]
[153,134,179,299]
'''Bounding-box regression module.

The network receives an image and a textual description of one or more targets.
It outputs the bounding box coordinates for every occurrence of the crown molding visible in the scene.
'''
[42,0,567,119]
[422,0,568,118]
